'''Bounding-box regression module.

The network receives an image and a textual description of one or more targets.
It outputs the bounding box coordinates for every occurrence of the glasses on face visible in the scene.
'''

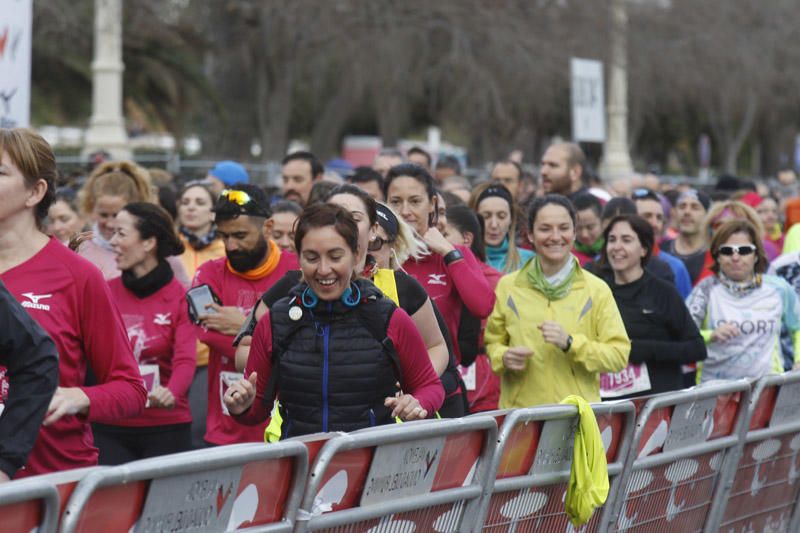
[368,236,394,252]
[220,189,255,207]
[717,244,757,257]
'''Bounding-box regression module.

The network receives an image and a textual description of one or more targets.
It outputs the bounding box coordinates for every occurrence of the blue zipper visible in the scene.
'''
[322,323,330,433]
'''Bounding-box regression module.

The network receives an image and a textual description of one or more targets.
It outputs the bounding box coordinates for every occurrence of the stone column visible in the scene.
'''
[601,0,634,180]
[83,0,130,159]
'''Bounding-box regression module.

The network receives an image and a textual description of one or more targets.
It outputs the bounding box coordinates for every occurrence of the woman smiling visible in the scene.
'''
[485,194,630,407]
[597,215,705,398]
[224,204,443,436]
[687,219,800,382]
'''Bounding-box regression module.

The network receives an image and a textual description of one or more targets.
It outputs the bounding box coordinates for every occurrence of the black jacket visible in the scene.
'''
[270,280,399,437]
[0,281,59,478]
[603,271,707,396]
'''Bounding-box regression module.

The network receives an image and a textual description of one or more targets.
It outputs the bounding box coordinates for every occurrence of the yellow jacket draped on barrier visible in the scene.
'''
[560,394,609,526]
[485,261,630,408]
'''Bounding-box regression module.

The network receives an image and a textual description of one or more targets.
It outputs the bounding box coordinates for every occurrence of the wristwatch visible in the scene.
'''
[443,249,464,265]
[563,335,573,352]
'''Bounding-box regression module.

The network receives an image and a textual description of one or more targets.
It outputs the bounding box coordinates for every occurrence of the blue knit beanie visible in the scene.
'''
[209,161,250,186]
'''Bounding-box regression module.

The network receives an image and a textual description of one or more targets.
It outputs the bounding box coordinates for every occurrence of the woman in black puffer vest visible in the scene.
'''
[224,204,444,438]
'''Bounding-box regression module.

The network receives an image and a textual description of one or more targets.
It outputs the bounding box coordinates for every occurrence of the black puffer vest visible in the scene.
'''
[270,280,400,438]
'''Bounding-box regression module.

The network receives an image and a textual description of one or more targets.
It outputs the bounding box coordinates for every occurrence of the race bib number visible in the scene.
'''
[459,364,477,391]
[600,363,651,398]
[139,364,160,394]
[140,364,160,408]
[219,371,244,416]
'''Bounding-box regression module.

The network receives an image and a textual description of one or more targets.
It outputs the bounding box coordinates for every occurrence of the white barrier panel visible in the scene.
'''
[59,442,308,533]
[295,416,497,533]
[474,401,635,532]
[711,371,800,532]
[608,380,751,533]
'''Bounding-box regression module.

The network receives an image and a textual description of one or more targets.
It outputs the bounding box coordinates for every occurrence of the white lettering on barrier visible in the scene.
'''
[663,397,716,452]
[531,418,578,476]
[134,466,243,533]
[770,382,800,427]
[360,437,446,505]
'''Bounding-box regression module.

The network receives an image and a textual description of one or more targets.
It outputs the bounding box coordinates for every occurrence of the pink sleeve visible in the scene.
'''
[78,271,147,423]
[192,263,236,353]
[388,308,444,414]
[447,245,496,318]
[164,295,198,398]
[236,311,274,425]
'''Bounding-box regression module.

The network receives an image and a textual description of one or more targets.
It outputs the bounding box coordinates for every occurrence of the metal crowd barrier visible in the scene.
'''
[294,416,498,533]
[14,377,800,532]
[0,466,102,533]
[474,401,635,532]
[710,371,800,532]
[59,441,308,533]
[0,476,60,533]
[607,380,752,532]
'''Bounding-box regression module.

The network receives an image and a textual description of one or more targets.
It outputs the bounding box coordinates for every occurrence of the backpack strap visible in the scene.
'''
[354,298,403,386]
[262,298,306,407]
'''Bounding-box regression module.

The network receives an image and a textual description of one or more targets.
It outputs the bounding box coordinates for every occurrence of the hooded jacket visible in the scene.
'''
[485,260,630,407]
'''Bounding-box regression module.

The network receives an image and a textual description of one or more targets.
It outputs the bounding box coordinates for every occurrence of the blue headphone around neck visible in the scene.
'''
[301,282,361,309]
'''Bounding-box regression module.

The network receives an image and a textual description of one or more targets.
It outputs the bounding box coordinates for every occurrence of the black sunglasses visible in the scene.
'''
[368,236,395,252]
[717,244,757,257]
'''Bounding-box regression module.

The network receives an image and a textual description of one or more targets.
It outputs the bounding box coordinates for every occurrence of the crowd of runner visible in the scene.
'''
[2,126,800,481]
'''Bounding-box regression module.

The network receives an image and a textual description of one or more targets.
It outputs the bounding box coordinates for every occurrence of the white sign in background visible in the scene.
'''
[570,58,606,143]
[0,0,33,128]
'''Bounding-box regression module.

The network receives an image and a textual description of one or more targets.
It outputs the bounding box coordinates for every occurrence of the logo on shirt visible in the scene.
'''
[154,313,172,325]
[20,292,52,311]
[427,273,447,286]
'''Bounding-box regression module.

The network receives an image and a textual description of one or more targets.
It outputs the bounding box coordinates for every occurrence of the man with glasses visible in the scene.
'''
[192,184,298,447]
[632,188,692,298]
[661,189,711,285]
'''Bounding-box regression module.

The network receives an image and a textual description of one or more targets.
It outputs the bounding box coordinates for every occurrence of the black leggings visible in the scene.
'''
[93,422,192,465]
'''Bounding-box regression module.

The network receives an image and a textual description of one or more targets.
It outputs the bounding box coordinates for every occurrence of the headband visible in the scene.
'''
[375,203,400,240]
[477,185,513,208]
[677,189,710,211]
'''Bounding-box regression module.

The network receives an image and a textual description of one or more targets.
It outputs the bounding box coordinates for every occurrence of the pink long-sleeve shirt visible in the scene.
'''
[107,276,197,426]
[193,251,298,445]
[402,245,496,363]
[1,238,146,477]
[237,305,444,426]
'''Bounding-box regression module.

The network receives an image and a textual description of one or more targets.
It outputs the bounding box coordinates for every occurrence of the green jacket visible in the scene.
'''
[485,261,630,407]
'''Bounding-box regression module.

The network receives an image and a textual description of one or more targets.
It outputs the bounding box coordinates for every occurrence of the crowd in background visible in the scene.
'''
[3,126,800,482]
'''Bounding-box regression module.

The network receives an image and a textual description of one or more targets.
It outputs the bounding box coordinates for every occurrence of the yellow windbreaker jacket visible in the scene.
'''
[486,262,630,408]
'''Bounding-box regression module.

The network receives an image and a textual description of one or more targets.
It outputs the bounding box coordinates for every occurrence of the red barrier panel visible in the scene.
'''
[295,417,497,533]
[60,442,308,533]
[715,373,800,532]
[0,466,99,533]
[610,381,751,532]
[476,402,635,533]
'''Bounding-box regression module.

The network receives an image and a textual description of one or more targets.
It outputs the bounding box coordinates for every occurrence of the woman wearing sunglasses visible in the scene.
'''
[687,219,800,383]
